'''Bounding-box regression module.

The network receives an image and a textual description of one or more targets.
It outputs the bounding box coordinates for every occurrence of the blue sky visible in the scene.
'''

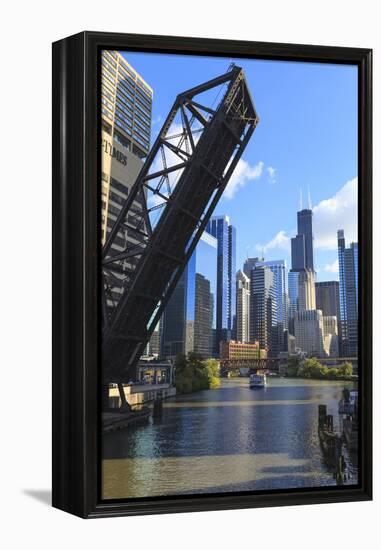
[122,52,358,282]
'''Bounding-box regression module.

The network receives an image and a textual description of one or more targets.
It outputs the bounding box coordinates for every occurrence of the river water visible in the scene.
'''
[102,378,358,499]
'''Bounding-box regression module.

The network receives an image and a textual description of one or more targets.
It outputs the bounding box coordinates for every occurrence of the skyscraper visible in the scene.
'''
[338,230,358,356]
[323,316,339,357]
[315,281,340,318]
[243,257,262,279]
[101,51,153,312]
[250,266,277,353]
[298,269,316,311]
[161,231,217,360]
[295,209,314,271]
[255,260,288,329]
[289,206,316,334]
[206,215,236,350]
[294,309,325,357]
[101,51,153,244]
[236,270,250,343]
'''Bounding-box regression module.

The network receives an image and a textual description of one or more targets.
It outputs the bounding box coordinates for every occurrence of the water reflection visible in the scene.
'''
[102,378,357,499]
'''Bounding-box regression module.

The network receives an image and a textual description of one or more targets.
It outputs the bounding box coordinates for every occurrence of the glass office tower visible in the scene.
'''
[206,215,236,353]
[250,266,277,354]
[161,231,217,360]
[338,230,358,357]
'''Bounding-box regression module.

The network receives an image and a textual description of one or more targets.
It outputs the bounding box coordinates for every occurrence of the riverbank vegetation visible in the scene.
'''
[286,357,353,380]
[174,353,220,394]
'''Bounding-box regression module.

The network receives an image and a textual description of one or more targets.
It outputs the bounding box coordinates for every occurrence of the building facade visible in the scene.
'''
[294,309,325,357]
[288,206,316,336]
[250,266,277,353]
[220,340,267,360]
[298,269,316,311]
[101,51,153,312]
[338,230,358,357]
[236,270,250,343]
[206,216,236,350]
[161,231,217,360]
[315,281,340,318]
[243,257,262,279]
[294,209,314,271]
[323,316,339,357]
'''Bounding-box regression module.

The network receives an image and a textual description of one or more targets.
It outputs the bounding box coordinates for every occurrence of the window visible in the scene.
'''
[102,120,112,136]
[102,107,113,121]
[102,51,117,69]
[114,131,131,150]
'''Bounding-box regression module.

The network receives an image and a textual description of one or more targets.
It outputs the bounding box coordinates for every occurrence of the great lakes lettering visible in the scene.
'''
[102,140,128,165]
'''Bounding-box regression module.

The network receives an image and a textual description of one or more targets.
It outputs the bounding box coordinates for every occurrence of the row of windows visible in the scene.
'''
[102,51,117,69]
[117,76,151,118]
[134,107,151,130]
[102,120,112,136]
[134,97,151,122]
[116,89,134,110]
[133,116,150,140]
[118,75,135,96]
[108,202,121,217]
[111,177,129,195]
[133,131,149,150]
[102,58,117,78]
[102,107,113,122]
[114,130,131,149]
[102,68,116,88]
[136,77,152,100]
[109,190,125,206]
[118,58,136,79]
[116,101,133,122]
[115,118,132,136]
[134,85,151,107]
[135,86,152,110]
[115,108,132,129]
[101,96,114,113]
[102,86,114,104]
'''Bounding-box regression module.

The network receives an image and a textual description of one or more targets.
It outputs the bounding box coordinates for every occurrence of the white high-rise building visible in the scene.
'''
[323,316,339,357]
[236,270,250,343]
[298,269,316,311]
[294,309,325,357]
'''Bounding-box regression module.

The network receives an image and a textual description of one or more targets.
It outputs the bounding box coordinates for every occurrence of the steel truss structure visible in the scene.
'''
[102,65,259,382]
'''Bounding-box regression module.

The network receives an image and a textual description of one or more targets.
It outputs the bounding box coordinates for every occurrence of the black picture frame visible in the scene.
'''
[52,31,372,518]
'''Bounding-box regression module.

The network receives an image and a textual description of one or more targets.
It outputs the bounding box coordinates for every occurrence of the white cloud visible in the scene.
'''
[256,230,290,254]
[223,159,264,199]
[323,259,339,273]
[267,166,276,183]
[152,115,162,126]
[313,177,358,250]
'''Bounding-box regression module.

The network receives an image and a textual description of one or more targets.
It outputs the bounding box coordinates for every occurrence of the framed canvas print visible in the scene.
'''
[52,31,372,518]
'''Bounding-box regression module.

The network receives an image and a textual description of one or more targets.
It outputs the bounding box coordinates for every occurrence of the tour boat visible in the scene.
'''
[249,373,267,388]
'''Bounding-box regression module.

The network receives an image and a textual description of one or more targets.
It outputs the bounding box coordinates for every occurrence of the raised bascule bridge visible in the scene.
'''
[102,65,259,407]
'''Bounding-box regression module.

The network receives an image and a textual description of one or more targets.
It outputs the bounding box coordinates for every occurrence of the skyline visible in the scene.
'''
[121,51,358,281]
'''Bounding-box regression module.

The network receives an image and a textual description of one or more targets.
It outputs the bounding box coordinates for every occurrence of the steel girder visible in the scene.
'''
[102,65,259,382]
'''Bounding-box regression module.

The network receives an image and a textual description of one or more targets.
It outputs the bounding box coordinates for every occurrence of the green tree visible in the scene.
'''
[286,355,301,377]
[338,362,353,377]
[298,358,328,379]
[174,353,220,394]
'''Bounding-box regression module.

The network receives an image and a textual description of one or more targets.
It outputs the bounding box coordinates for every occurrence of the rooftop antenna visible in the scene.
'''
[308,186,312,210]
[299,188,303,211]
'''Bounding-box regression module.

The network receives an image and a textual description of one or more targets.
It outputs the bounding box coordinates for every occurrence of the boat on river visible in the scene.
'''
[249,373,266,388]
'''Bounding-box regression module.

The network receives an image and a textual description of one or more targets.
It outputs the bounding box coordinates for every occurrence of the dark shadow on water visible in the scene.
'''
[261,465,311,474]
[155,474,343,497]
[23,489,51,506]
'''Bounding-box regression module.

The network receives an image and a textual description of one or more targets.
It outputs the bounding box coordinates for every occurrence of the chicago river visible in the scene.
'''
[102,378,357,499]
